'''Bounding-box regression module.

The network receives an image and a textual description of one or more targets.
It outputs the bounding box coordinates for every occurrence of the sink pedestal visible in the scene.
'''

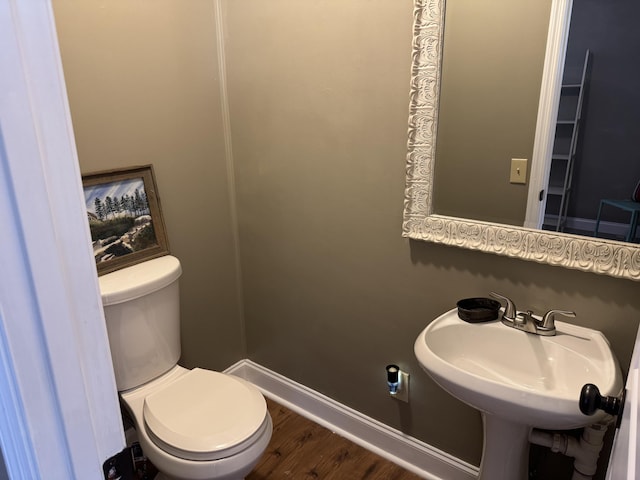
[479,414,530,480]
[415,309,623,480]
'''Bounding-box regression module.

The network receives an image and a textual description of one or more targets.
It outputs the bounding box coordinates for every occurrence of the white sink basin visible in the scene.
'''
[415,308,622,430]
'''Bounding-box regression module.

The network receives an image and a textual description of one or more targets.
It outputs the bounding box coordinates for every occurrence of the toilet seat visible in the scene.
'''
[143,368,268,461]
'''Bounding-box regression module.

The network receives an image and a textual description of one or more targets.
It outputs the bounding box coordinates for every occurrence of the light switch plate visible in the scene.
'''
[510,158,527,184]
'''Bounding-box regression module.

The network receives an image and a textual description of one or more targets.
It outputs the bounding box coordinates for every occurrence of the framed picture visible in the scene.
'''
[82,165,170,275]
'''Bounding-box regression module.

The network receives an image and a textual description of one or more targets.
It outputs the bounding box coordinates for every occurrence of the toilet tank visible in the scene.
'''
[99,255,182,391]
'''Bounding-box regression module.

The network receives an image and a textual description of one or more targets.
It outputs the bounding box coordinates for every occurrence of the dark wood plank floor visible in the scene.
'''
[247,398,424,480]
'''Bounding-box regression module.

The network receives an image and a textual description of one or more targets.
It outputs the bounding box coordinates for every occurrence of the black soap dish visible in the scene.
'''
[456,298,501,323]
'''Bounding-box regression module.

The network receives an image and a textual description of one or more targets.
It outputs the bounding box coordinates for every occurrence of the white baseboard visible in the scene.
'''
[225,359,479,480]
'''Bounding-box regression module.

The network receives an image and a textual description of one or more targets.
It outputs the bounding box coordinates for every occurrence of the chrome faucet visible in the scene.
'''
[514,310,540,334]
[489,292,576,336]
[489,292,516,322]
[538,309,576,335]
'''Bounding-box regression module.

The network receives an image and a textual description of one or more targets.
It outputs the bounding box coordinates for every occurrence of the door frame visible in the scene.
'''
[524,0,573,229]
[0,1,124,478]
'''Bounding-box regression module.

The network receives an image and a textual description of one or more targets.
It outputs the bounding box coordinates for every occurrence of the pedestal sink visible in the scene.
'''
[414,308,622,480]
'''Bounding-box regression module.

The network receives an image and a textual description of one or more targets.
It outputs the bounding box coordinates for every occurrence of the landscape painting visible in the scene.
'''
[82,165,169,275]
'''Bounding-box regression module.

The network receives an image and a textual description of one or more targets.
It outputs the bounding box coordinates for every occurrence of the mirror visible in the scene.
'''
[403,0,640,281]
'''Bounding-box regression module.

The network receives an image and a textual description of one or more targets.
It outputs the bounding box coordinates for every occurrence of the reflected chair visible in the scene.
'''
[594,182,640,242]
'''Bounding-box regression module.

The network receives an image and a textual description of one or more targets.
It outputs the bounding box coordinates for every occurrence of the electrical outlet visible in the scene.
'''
[390,371,410,403]
[510,158,528,184]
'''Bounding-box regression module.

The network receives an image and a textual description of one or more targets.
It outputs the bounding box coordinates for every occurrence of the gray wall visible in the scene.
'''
[54,0,640,474]
[224,0,639,470]
[53,0,244,371]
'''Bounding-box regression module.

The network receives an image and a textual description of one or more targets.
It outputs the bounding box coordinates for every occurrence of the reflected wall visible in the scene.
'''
[433,0,552,225]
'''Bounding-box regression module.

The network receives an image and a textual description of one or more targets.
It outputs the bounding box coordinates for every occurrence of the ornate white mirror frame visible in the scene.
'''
[402,0,640,281]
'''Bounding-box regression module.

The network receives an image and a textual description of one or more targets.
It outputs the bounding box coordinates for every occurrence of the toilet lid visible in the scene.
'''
[143,368,267,461]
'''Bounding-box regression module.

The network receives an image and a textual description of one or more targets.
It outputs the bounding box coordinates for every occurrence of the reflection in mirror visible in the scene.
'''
[539,0,640,241]
[433,0,551,226]
[433,0,640,243]
[403,0,640,281]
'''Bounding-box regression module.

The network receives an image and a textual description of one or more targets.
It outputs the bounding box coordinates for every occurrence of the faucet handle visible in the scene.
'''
[540,309,576,330]
[489,292,516,321]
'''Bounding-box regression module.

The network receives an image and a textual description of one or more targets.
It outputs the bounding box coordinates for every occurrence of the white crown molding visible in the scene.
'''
[226,360,479,480]
[402,0,640,281]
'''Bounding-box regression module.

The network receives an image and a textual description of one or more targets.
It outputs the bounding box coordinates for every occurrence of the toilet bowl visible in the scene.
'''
[99,255,272,480]
[121,366,272,480]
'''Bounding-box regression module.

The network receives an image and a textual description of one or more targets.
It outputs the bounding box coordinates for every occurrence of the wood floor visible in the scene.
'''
[247,398,424,480]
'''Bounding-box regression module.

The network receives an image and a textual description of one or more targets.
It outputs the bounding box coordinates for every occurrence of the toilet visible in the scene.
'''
[99,255,272,480]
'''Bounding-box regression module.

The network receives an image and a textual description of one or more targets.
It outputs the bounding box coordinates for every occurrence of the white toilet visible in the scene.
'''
[99,255,272,480]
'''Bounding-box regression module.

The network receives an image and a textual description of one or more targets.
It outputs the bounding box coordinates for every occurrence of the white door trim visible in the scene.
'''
[0,0,124,478]
[524,0,573,229]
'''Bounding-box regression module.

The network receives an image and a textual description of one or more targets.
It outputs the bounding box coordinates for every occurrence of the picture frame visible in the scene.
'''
[82,165,170,275]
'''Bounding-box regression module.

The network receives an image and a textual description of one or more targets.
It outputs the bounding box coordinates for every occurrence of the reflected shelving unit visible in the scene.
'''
[543,50,591,232]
